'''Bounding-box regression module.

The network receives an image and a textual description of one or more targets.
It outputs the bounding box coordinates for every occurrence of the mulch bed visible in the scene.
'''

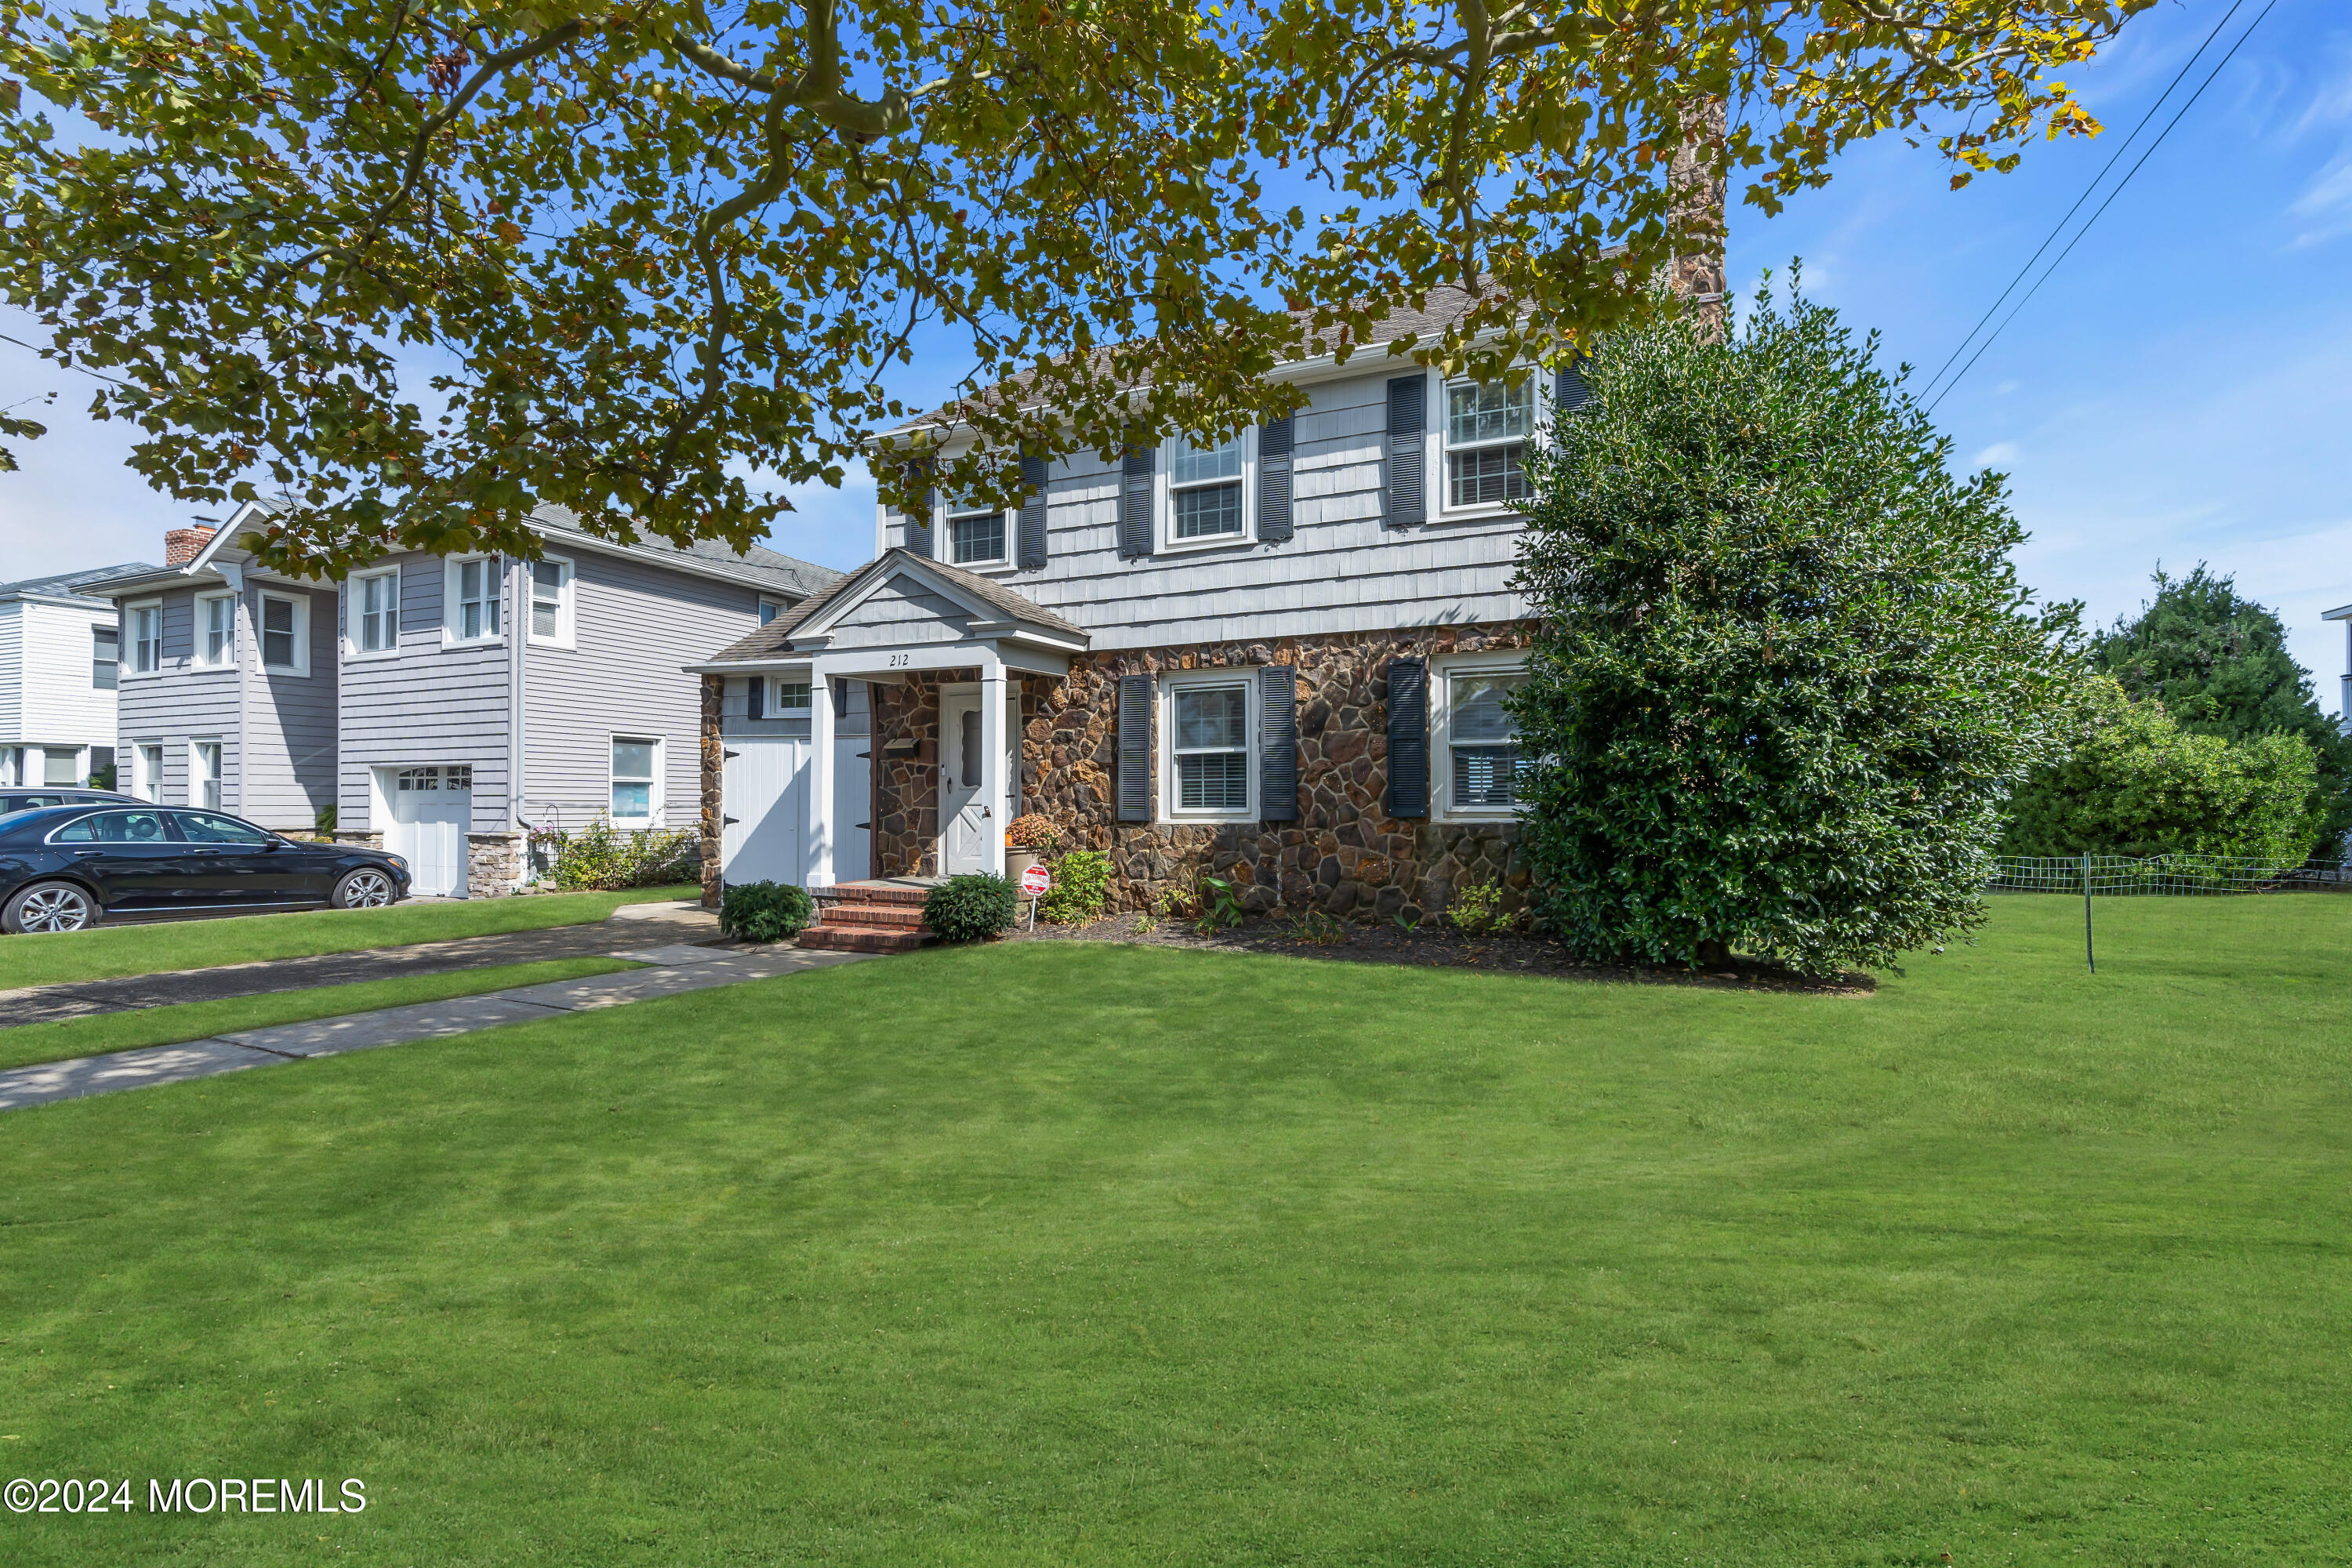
[1004,910,1872,995]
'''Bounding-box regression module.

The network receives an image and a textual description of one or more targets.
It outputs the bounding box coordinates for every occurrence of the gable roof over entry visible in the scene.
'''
[697,549,1085,670]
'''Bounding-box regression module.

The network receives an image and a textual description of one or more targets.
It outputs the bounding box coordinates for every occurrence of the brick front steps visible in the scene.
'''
[798,883,938,954]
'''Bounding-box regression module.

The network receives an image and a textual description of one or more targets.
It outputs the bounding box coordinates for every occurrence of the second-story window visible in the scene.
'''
[529,557,574,645]
[448,557,502,641]
[92,626,118,690]
[129,604,161,673]
[260,593,307,673]
[197,591,235,667]
[946,499,1007,568]
[354,568,400,654]
[1169,431,1246,542]
[1444,379,1536,508]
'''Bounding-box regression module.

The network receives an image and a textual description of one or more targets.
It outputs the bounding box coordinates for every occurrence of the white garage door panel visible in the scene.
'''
[387,766,471,898]
[722,739,808,887]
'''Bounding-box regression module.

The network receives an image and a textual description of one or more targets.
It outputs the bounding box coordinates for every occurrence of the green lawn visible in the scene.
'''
[2,895,2348,1564]
[0,884,697,991]
[0,956,641,1072]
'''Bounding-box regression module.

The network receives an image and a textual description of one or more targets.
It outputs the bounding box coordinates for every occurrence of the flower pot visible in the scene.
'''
[1006,849,1041,884]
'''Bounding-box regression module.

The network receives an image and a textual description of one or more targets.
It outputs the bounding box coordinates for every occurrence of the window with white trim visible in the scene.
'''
[42,747,80,786]
[352,568,400,655]
[1163,671,1255,818]
[943,496,1009,568]
[191,739,224,810]
[260,591,307,673]
[609,737,659,825]
[196,591,237,667]
[1165,429,1250,545]
[129,603,162,673]
[758,598,783,626]
[529,557,574,644]
[93,625,118,689]
[446,556,503,642]
[1443,379,1536,510]
[1435,657,1528,818]
[135,742,164,802]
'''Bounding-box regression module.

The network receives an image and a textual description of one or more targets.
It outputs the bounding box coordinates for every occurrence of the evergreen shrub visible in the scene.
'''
[924,873,1019,942]
[720,880,816,943]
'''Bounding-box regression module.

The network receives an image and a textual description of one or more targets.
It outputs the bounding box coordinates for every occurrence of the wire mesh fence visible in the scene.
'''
[1987,855,2352,896]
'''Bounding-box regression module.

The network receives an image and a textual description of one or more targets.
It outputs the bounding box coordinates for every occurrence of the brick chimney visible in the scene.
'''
[1668,97,1728,341]
[163,525,216,567]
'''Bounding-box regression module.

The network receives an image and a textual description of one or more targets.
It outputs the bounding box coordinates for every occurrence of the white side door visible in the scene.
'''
[721,738,808,887]
[388,766,470,897]
[937,690,1018,877]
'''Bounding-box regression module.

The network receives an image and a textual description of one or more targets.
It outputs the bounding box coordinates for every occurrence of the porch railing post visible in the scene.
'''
[810,667,835,889]
[980,650,1007,880]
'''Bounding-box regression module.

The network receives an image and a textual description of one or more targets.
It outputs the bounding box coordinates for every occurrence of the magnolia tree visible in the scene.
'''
[2,0,2152,572]
[1510,283,2080,976]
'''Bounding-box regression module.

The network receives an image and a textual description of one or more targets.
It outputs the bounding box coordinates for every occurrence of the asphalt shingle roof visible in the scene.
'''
[529,505,844,599]
[705,548,1082,663]
[0,564,162,603]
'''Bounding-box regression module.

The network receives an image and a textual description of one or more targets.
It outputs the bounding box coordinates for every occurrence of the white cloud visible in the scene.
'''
[1971,441,2022,469]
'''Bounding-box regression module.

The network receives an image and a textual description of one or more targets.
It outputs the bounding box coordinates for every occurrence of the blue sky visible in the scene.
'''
[6,1,2349,704]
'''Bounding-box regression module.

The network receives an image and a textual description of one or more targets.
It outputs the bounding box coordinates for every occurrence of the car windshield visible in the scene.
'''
[49,809,172,844]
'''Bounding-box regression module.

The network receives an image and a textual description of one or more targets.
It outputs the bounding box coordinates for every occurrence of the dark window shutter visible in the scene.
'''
[1117,672,1155,822]
[1260,664,1298,821]
[1385,376,1426,528]
[746,676,764,721]
[1258,415,1294,545]
[906,458,936,559]
[1384,657,1428,818]
[1555,357,1593,417]
[1017,451,1050,569]
[1120,446,1156,559]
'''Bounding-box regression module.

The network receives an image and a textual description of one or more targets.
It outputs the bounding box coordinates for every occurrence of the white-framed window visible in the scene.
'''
[1162,670,1256,820]
[259,591,308,674]
[758,597,784,626]
[1440,376,1537,512]
[42,746,82,786]
[195,590,237,668]
[941,495,1011,568]
[445,555,503,644]
[1162,427,1253,549]
[1433,655,1529,819]
[528,556,575,646]
[395,764,471,794]
[92,624,119,690]
[350,567,401,656]
[128,601,162,674]
[608,736,660,826]
[191,739,224,810]
[134,742,164,802]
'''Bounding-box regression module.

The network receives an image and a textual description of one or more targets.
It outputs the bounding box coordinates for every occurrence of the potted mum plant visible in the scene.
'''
[1004,813,1065,883]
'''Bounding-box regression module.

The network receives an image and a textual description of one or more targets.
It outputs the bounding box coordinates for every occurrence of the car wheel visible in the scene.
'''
[332,868,399,909]
[3,880,100,935]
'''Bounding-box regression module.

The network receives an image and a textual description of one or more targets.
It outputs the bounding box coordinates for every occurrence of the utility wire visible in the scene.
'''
[1918,0,2249,408]
[1927,0,2280,415]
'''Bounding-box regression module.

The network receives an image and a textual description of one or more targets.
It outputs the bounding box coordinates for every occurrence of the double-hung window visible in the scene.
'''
[448,556,502,642]
[529,557,573,645]
[197,592,236,667]
[191,740,223,810]
[92,625,119,689]
[353,568,400,655]
[945,498,1008,568]
[135,742,164,802]
[1167,430,1247,544]
[1443,379,1536,509]
[260,592,306,673]
[1437,659,1528,818]
[1165,674,1254,817]
[129,604,162,673]
[609,738,659,826]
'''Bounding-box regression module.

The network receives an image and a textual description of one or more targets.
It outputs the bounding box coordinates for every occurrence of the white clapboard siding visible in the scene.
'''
[0,602,24,739]
[882,366,1531,650]
[15,601,118,752]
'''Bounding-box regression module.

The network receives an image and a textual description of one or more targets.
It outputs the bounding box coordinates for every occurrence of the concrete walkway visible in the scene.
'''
[0,938,869,1113]
[0,898,722,1028]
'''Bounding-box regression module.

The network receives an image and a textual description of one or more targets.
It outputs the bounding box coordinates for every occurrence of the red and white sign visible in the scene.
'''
[1019,864,1052,897]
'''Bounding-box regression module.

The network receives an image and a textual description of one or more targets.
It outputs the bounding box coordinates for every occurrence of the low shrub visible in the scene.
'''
[1448,880,1508,935]
[1037,850,1111,924]
[538,816,701,891]
[721,880,815,943]
[924,873,1019,942]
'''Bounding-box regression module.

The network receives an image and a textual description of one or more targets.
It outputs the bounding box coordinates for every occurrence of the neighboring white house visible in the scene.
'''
[2324,601,2352,733]
[0,564,157,792]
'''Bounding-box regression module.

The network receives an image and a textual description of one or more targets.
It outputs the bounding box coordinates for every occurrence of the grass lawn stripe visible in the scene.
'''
[0,884,697,991]
[0,955,643,1071]
[0,895,2347,1563]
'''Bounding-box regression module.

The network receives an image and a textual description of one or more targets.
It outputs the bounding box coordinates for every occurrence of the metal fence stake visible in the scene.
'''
[2082,851,2094,975]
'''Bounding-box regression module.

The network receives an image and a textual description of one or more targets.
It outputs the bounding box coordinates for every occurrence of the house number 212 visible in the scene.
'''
[886,653,911,668]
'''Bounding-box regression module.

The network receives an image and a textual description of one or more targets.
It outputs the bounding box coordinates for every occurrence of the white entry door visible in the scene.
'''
[721,738,808,887]
[387,765,471,897]
[938,689,1018,877]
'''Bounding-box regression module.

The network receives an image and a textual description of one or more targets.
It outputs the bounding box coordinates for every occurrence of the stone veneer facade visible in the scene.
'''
[702,622,1537,923]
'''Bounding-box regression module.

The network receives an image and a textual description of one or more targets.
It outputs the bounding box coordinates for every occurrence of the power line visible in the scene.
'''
[1926,0,2279,416]
[1917,0,2250,407]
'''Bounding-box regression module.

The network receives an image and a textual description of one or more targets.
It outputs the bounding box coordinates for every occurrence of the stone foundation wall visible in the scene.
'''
[466,833,521,899]
[332,829,385,849]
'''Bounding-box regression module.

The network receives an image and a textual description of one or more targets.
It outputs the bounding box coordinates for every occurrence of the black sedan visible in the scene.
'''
[0,804,412,934]
[0,786,136,816]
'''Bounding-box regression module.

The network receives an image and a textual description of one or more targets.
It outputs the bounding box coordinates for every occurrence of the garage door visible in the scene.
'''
[388,765,471,897]
[721,739,807,887]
